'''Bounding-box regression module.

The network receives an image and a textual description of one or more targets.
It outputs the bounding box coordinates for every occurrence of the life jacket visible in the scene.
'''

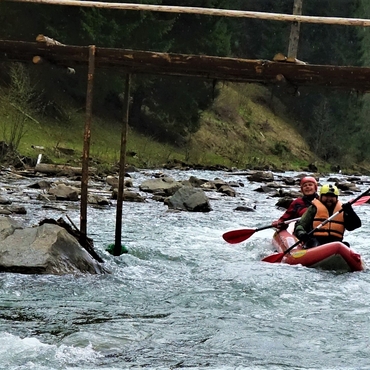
[312,198,344,239]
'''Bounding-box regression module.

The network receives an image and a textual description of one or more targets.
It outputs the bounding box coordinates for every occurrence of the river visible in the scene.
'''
[0,168,369,370]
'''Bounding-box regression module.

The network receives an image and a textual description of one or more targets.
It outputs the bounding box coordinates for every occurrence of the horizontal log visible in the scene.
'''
[32,55,43,64]
[36,34,65,46]
[273,53,286,62]
[32,54,76,74]
[5,0,370,27]
[35,163,96,175]
[1,39,370,91]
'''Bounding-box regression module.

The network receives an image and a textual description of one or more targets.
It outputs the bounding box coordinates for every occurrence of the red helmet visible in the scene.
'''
[300,176,318,191]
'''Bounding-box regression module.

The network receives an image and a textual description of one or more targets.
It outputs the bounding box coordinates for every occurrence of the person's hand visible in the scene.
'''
[272,220,289,230]
[342,202,354,214]
[296,231,309,242]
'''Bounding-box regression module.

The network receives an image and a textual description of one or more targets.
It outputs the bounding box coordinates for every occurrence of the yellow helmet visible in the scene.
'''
[320,184,339,197]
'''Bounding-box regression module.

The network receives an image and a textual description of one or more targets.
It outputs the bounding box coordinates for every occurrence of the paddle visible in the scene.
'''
[262,190,370,264]
[222,217,300,244]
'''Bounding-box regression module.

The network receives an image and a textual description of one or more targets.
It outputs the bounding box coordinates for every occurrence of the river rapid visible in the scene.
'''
[0,168,370,370]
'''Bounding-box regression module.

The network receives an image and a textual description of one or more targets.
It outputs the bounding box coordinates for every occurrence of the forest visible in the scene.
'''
[1,0,370,169]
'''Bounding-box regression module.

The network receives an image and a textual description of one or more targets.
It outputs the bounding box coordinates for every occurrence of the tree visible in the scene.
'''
[229,0,293,59]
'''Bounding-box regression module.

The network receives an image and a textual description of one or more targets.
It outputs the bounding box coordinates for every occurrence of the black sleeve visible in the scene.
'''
[343,210,362,231]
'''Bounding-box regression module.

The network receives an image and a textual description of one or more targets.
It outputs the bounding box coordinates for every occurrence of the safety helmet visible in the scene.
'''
[320,184,339,197]
[300,176,318,191]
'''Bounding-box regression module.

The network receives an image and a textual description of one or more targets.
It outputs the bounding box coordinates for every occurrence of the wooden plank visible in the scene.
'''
[1,39,370,91]
[5,0,370,27]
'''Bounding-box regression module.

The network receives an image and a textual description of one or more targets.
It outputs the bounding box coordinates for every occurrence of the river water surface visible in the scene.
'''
[0,169,370,370]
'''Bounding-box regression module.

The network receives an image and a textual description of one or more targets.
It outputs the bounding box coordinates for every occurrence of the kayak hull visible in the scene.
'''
[268,228,366,272]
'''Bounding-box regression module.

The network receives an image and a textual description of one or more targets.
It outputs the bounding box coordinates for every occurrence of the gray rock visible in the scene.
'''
[247,171,274,182]
[112,189,146,202]
[234,206,256,212]
[167,186,212,212]
[217,184,236,197]
[140,177,183,196]
[0,217,107,275]
[48,183,79,201]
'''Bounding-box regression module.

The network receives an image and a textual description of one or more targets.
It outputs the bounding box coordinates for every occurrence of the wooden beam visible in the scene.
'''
[5,0,370,27]
[32,54,76,74]
[1,39,370,91]
[36,34,65,46]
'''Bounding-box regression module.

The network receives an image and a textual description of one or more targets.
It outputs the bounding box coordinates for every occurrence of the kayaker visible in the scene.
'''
[293,184,362,248]
[271,176,319,230]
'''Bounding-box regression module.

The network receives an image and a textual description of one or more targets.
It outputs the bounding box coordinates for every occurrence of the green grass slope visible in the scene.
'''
[190,83,316,170]
[0,81,319,171]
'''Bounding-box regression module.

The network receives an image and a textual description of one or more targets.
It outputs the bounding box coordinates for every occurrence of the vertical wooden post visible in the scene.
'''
[80,45,95,247]
[287,0,303,59]
[114,74,131,256]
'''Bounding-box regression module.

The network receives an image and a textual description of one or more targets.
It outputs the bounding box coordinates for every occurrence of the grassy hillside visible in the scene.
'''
[0,75,322,172]
[190,83,317,170]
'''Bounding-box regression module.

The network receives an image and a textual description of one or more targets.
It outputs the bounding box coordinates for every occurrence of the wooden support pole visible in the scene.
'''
[5,0,370,27]
[114,74,131,256]
[288,0,303,59]
[79,45,95,248]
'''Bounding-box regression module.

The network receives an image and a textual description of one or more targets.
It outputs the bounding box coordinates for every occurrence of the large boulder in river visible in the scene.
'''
[0,217,107,275]
[166,186,212,212]
[247,171,274,182]
[48,183,80,201]
[139,176,183,196]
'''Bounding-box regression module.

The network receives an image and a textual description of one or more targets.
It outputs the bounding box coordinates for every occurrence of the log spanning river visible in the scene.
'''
[0,168,370,369]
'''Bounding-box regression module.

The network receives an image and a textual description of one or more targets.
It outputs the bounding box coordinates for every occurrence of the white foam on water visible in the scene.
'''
[0,332,102,370]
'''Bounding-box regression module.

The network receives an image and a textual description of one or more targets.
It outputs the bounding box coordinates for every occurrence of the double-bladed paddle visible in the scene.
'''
[262,191,370,264]
[222,217,301,244]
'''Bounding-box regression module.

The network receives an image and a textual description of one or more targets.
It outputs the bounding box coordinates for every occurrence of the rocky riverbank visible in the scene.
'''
[0,158,367,276]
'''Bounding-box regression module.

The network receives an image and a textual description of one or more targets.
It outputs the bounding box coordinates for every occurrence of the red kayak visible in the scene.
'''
[266,225,366,272]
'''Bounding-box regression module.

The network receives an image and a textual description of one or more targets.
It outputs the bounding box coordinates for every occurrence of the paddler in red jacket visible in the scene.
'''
[294,184,362,248]
[272,176,319,230]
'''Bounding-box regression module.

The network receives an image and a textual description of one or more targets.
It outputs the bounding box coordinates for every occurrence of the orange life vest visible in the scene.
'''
[312,198,345,239]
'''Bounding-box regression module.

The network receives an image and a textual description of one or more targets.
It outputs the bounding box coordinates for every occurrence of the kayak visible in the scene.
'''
[267,224,366,272]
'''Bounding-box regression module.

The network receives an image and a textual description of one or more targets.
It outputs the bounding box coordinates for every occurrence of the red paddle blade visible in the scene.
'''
[354,195,370,206]
[222,229,256,244]
[261,253,284,263]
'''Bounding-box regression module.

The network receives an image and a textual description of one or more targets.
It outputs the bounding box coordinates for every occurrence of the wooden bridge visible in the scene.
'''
[2,0,370,255]
[2,0,370,92]
[1,38,370,92]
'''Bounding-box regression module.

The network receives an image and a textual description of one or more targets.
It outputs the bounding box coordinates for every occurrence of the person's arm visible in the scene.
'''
[277,198,304,224]
[342,202,362,231]
[294,206,316,241]
[276,201,298,229]
[272,199,297,229]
